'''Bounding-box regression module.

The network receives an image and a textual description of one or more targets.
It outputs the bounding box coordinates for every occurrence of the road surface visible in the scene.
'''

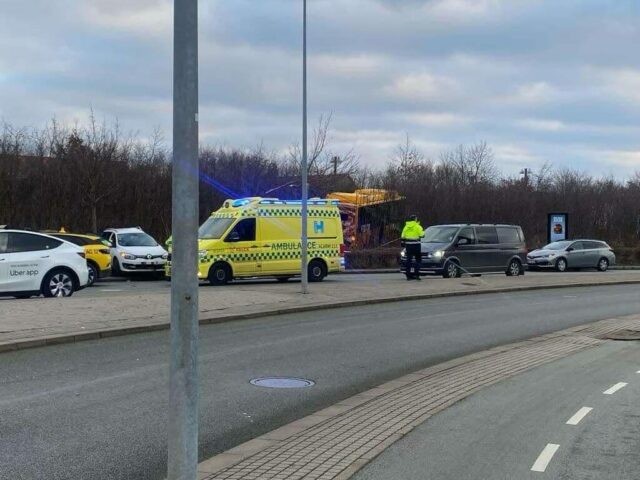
[1,284,640,479]
[354,340,640,480]
[74,269,639,299]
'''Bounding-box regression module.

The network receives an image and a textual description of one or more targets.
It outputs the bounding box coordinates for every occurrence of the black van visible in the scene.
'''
[400,224,527,278]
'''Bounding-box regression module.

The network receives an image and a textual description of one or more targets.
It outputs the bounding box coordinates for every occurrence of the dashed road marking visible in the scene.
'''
[603,382,627,395]
[566,407,592,425]
[531,443,560,472]
[99,289,124,292]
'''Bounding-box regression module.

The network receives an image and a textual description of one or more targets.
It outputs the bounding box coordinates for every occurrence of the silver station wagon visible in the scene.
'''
[527,239,616,272]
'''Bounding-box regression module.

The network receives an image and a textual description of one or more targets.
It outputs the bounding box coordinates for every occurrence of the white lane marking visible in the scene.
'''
[531,443,560,472]
[603,382,628,395]
[100,289,124,292]
[566,407,592,425]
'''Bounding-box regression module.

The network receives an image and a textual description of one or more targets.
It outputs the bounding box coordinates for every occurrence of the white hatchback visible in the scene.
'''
[0,230,90,298]
[101,227,168,275]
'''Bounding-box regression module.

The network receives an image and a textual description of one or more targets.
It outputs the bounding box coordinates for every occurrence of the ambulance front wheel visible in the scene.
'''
[308,259,327,282]
[209,263,232,285]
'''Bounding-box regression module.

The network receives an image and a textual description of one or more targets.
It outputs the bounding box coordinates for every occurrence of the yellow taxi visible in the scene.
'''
[166,197,345,284]
[47,230,112,286]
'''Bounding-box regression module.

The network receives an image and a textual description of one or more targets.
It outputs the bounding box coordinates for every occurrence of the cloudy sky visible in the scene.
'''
[1,0,639,177]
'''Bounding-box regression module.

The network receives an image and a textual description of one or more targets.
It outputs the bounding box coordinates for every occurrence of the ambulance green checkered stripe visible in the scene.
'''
[257,208,339,217]
[200,249,339,264]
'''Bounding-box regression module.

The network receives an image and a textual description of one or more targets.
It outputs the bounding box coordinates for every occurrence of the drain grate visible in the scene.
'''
[604,329,640,341]
[250,377,315,389]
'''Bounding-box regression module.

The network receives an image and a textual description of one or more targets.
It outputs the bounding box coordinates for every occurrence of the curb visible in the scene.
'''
[2,279,640,354]
[193,314,640,479]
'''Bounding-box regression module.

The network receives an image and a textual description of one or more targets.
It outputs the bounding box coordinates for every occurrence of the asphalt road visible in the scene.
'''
[1,284,640,480]
[355,340,640,480]
[79,269,638,298]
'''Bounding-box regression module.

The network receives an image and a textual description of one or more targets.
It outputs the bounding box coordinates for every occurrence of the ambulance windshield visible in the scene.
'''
[199,217,234,239]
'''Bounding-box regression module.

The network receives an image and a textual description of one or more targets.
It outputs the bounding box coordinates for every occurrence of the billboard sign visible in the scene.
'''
[548,213,569,243]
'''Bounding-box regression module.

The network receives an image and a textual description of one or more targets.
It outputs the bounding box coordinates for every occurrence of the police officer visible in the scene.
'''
[401,215,424,280]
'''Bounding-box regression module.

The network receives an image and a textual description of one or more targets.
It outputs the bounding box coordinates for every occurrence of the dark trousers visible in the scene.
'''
[405,243,422,278]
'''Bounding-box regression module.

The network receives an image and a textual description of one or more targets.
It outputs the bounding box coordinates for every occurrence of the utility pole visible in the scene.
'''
[520,167,530,186]
[331,155,340,176]
[168,0,199,478]
[301,0,309,294]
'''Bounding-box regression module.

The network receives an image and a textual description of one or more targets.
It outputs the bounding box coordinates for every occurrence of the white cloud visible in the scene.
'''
[403,112,472,127]
[312,54,383,77]
[81,0,172,38]
[602,149,640,168]
[599,68,640,104]
[518,118,567,132]
[384,73,459,102]
[505,82,559,105]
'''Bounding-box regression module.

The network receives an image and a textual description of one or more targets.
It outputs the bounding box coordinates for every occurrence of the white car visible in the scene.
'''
[0,229,90,298]
[100,227,168,275]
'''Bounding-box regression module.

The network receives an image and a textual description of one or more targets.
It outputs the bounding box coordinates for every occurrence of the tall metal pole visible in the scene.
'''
[300,0,309,294]
[168,0,199,478]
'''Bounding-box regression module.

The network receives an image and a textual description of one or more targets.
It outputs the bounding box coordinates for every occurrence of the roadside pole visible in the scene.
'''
[301,0,309,294]
[168,0,199,478]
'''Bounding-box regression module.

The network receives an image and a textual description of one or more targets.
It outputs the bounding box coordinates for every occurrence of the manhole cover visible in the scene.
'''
[250,377,315,389]
[605,330,640,341]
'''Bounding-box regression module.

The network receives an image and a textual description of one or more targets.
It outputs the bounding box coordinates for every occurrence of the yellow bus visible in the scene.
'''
[167,197,345,284]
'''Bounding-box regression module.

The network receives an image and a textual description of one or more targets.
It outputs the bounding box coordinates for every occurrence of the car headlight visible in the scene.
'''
[433,250,444,258]
[400,249,406,258]
[548,253,557,258]
[120,252,136,260]
[198,250,208,259]
[162,253,169,260]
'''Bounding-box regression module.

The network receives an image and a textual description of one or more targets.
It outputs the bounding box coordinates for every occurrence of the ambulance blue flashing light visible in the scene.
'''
[232,199,252,208]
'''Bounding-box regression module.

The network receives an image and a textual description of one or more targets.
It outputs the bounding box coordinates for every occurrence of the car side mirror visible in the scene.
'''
[566,247,574,252]
[457,238,469,246]
[226,232,241,242]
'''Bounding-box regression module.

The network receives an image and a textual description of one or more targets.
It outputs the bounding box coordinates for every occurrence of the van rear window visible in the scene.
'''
[476,227,499,244]
[496,227,520,244]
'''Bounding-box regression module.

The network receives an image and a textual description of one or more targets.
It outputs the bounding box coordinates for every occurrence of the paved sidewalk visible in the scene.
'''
[194,314,640,480]
[1,271,640,351]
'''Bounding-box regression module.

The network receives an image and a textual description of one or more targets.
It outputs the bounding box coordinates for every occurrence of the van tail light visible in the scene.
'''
[77,252,86,259]
[99,248,110,255]
[339,244,347,257]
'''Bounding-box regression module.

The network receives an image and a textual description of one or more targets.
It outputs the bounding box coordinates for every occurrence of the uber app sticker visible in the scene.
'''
[9,263,39,277]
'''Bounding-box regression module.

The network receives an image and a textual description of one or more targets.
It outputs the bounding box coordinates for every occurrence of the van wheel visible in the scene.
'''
[506,259,523,277]
[443,261,461,279]
[276,277,292,283]
[209,263,231,285]
[308,260,327,282]
[555,258,568,272]
[597,258,609,272]
[42,269,75,298]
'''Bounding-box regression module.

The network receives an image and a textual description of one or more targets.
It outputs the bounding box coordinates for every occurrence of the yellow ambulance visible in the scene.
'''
[167,197,345,284]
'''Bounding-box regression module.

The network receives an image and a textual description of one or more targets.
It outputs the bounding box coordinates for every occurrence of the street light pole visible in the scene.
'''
[301,0,309,294]
[168,0,199,478]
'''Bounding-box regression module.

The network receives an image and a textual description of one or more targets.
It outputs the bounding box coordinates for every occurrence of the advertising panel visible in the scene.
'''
[548,213,569,243]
